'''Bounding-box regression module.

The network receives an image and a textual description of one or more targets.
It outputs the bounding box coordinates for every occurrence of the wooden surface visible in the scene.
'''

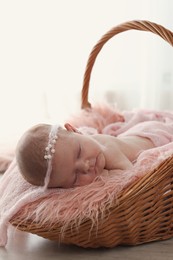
[0,226,173,260]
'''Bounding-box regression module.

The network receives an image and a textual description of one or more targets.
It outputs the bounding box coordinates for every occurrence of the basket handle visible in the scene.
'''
[81,20,173,109]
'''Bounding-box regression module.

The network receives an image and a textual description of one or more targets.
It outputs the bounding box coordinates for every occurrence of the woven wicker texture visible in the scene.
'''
[11,20,173,248]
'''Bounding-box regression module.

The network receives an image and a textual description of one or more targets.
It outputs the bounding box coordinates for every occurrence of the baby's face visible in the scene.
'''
[48,131,105,188]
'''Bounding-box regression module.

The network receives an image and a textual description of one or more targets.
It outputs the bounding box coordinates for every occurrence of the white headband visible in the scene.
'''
[43,124,60,189]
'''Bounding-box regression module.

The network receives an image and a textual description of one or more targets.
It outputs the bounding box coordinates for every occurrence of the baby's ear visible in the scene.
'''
[64,123,82,134]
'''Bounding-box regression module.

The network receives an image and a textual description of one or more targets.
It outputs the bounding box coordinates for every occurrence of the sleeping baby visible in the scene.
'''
[16,120,173,189]
[16,120,169,189]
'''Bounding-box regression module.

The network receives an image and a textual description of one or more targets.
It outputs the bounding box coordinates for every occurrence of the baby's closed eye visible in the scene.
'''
[77,145,81,158]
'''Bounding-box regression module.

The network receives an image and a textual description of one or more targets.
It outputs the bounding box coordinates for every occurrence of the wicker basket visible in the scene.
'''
[10,20,173,248]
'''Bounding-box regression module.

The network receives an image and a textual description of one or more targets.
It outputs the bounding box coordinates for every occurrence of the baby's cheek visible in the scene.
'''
[78,174,95,186]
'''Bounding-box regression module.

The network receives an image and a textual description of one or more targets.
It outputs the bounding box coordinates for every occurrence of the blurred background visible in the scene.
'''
[0,0,173,147]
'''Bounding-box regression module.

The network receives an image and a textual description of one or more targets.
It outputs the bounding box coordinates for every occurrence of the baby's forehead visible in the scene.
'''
[54,131,77,148]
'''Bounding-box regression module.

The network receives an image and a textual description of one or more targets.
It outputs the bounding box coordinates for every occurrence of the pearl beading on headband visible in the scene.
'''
[44,135,58,160]
[43,124,60,189]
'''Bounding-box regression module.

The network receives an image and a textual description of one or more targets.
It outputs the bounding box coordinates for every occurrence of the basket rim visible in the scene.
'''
[81,20,173,109]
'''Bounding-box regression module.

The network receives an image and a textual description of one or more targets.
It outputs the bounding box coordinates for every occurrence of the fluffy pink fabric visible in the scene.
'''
[0,147,15,173]
[1,105,173,247]
[0,154,14,173]
[68,103,124,133]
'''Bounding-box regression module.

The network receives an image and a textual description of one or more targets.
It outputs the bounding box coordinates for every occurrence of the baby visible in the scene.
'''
[16,122,157,189]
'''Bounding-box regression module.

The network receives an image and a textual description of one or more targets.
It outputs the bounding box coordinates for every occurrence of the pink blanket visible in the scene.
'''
[1,107,173,247]
[103,108,173,135]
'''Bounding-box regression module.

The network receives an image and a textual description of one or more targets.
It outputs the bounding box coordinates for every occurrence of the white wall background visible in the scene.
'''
[0,0,173,146]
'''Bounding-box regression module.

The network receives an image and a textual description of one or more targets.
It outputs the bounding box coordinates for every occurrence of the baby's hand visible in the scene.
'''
[64,123,82,134]
[102,122,124,136]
